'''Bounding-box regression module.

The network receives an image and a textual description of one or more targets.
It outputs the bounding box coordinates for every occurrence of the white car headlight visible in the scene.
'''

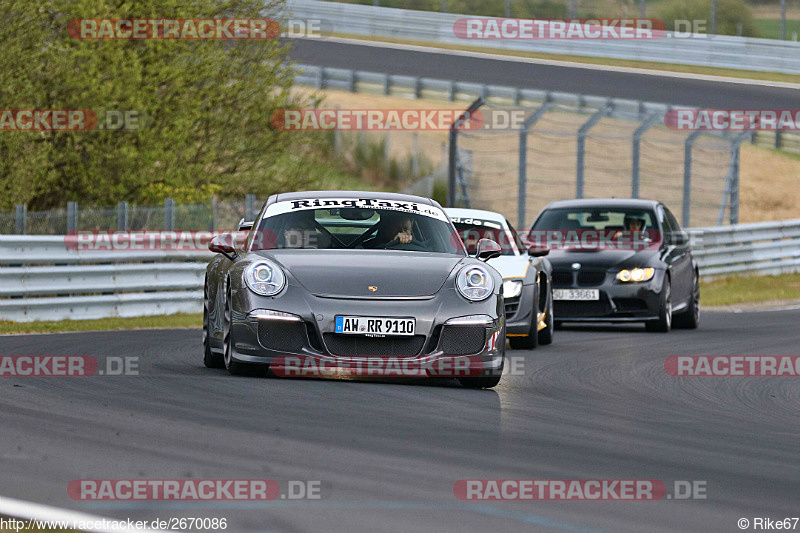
[244,260,286,296]
[456,265,495,301]
[617,267,655,283]
[502,279,523,298]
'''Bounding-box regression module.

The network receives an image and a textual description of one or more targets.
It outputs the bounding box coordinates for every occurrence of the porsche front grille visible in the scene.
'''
[439,326,486,356]
[322,334,426,357]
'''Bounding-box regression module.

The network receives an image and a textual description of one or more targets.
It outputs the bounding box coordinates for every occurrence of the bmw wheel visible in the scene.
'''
[645,277,672,333]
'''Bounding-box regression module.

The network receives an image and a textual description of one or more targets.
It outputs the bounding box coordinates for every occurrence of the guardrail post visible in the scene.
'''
[117,201,128,230]
[576,103,612,199]
[348,69,356,93]
[317,67,325,90]
[383,74,390,96]
[448,81,456,102]
[775,130,782,149]
[246,194,256,221]
[518,101,553,229]
[631,113,661,198]
[448,97,485,207]
[384,131,391,172]
[682,131,703,228]
[164,198,175,230]
[14,205,26,235]
[414,77,422,99]
[67,201,78,233]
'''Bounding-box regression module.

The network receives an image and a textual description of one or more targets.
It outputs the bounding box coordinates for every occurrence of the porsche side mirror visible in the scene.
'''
[475,238,502,261]
[209,233,238,260]
[237,218,254,231]
[670,231,688,246]
[527,246,550,257]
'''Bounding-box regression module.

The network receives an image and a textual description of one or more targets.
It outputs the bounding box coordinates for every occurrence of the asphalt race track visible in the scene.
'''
[1,309,798,532]
[287,38,800,109]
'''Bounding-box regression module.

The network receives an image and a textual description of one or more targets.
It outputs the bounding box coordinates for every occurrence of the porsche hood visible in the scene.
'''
[257,250,464,298]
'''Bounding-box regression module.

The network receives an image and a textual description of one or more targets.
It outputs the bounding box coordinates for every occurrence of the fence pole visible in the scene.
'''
[576,103,612,199]
[775,130,782,149]
[67,201,78,233]
[245,194,256,221]
[631,113,661,198]
[518,101,553,229]
[211,195,217,231]
[164,198,175,230]
[15,205,26,235]
[384,131,391,173]
[729,131,752,225]
[448,97,484,207]
[117,201,128,230]
[682,131,703,228]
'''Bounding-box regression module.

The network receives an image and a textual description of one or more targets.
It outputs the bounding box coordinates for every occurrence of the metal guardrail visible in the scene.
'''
[2,222,800,321]
[286,0,800,75]
[692,219,800,277]
[0,236,210,322]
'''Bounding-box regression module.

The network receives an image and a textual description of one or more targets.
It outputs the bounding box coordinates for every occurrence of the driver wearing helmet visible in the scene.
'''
[364,211,413,248]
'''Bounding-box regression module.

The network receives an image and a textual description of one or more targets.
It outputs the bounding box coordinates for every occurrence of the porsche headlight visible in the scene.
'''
[244,260,286,296]
[456,265,495,301]
[502,279,523,298]
[617,267,655,283]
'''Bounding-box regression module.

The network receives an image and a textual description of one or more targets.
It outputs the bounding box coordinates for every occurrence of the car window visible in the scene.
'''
[450,217,517,256]
[532,208,657,231]
[252,201,464,254]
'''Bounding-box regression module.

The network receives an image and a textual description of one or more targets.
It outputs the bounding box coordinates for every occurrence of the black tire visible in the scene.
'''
[203,281,225,368]
[509,285,540,350]
[673,271,700,329]
[645,277,672,333]
[554,321,564,330]
[537,287,554,345]
[223,284,259,376]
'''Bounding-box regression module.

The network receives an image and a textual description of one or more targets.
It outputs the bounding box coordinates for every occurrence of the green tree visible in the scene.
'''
[656,0,760,37]
[0,0,332,210]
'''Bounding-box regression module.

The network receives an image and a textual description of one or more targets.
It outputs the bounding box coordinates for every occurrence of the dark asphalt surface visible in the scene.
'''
[1,310,798,532]
[287,39,800,108]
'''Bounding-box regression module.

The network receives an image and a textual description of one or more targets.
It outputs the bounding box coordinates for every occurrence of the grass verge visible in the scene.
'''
[330,33,800,85]
[701,273,800,307]
[0,313,202,335]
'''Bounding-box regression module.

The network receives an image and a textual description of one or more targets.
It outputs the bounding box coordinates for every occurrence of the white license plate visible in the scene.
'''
[553,289,600,301]
[335,316,416,336]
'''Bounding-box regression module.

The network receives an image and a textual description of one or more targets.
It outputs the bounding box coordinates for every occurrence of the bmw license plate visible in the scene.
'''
[335,316,415,336]
[552,289,600,301]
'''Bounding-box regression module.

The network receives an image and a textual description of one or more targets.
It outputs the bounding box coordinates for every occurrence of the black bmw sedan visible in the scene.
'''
[528,199,699,332]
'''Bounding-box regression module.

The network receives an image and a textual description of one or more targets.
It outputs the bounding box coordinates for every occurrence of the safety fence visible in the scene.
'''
[1,220,799,321]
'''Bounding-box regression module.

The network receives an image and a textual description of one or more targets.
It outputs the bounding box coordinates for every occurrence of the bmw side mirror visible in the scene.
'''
[475,238,502,261]
[527,246,550,257]
[209,233,239,261]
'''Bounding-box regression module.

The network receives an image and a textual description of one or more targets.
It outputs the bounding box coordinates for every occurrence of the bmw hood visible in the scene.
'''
[546,249,659,270]
[260,250,463,297]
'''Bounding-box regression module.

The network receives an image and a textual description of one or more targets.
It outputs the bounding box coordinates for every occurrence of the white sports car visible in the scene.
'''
[445,208,554,349]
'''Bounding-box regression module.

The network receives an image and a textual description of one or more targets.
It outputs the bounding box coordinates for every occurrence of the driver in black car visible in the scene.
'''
[363,211,413,248]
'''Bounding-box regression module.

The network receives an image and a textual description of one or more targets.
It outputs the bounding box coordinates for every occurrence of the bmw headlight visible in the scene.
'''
[456,265,495,301]
[617,267,655,283]
[244,260,286,296]
[502,279,523,298]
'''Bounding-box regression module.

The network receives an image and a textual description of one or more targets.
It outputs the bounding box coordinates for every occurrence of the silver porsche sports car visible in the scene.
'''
[203,191,506,388]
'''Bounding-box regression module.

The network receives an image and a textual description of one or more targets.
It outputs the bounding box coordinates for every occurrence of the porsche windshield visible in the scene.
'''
[252,202,465,254]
